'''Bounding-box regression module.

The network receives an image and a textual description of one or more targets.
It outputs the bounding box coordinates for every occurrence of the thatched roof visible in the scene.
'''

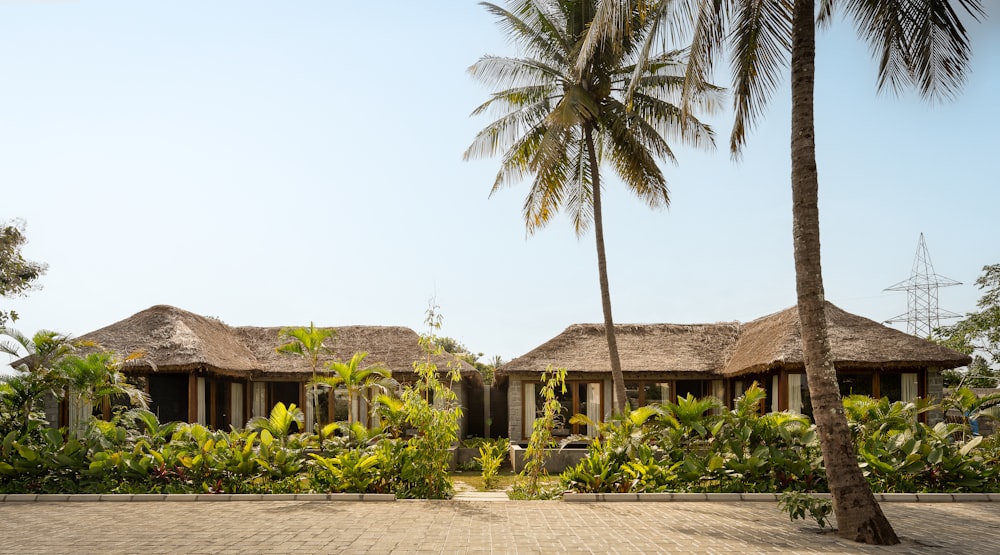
[235,325,480,382]
[501,303,970,378]
[723,303,972,376]
[77,305,258,376]
[502,322,740,376]
[77,305,478,382]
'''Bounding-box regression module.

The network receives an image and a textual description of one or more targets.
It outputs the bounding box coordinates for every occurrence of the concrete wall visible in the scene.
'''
[927,366,944,424]
[508,377,523,442]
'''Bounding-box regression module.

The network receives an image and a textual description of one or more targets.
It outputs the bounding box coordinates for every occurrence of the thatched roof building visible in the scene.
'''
[501,302,970,377]
[78,305,478,382]
[723,303,970,376]
[502,322,741,377]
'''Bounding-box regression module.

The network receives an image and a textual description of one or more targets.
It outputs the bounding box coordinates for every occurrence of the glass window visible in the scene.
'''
[527,380,603,437]
[675,380,703,400]
[880,373,902,402]
[838,373,873,398]
[625,381,671,407]
[790,374,813,419]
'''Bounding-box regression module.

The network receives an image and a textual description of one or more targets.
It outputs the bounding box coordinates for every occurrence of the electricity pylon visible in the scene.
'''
[885,233,962,338]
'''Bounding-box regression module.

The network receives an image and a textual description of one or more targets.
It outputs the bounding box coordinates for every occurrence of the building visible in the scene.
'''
[56,305,483,436]
[501,302,971,442]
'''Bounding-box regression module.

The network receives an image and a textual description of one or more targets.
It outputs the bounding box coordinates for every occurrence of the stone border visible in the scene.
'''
[1,492,996,502]
[562,492,999,502]
[0,493,396,503]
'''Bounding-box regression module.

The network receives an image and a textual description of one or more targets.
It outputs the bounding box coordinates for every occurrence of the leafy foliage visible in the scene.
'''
[562,384,999,495]
[510,366,566,499]
[936,264,1000,386]
[0,219,48,326]
[778,491,833,529]
[393,306,464,499]
[475,437,510,490]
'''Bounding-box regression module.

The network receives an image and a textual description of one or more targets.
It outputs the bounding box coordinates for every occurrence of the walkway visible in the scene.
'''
[1,498,998,554]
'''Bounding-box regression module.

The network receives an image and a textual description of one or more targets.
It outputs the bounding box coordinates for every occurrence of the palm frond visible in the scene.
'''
[464,93,553,161]
[468,55,564,91]
[901,0,984,100]
[729,0,792,157]
[481,1,571,66]
[680,0,732,136]
[846,0,915,96]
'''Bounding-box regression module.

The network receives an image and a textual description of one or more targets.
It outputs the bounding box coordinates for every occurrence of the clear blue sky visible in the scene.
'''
[3,1,998,371]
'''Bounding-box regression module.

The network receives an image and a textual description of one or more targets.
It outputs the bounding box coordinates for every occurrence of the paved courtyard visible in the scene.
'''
[0,499,997,554]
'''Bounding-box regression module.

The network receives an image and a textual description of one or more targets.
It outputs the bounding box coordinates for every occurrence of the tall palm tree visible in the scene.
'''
[466,0,719,413]
[583,0,984,544]
[313,352,391,426]
[276,322,335,430]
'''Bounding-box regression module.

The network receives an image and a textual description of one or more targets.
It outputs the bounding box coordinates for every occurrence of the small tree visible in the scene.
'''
[313,352,391,426]
[511,365,566,499]
[936,264,1000,386]
[395,302,463,499]
[0,328,78,436]
[0,219,47,326]
[276,323,334,430]
[58,351,149,437]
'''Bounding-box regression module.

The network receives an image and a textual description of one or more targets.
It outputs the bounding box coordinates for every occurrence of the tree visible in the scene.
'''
[276,322,334,430]
[0,219,48,326]
[584,0,983,544]
[435,335,498,385]
[936,264,1000,386]
[466,0,718,412]
[313,351,391,426]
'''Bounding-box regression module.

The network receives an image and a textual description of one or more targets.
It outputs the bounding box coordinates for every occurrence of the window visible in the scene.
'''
[788,374,813,418]
[625,381,671,409]
[523,380,603,438]
[838,373,873,398]
[146,374,188,422]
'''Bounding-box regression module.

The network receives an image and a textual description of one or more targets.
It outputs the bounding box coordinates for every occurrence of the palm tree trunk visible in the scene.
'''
[789,0,897,544]
[584,122,627,414]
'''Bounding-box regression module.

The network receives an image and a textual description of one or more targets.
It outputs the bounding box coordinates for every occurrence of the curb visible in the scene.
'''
[2,492,997,503]
[0,493,396,503]
[561,492,999,503]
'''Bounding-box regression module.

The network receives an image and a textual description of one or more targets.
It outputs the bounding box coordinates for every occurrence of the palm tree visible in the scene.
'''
[583,0,983,544]
[466,0,718,413]
[276,322,335,430]
[0,328,78,434]
[313,352,391,426]
[58,351,150,437]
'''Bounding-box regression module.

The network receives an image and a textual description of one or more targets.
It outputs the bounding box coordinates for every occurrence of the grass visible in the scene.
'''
[451,470,519,491]
[451,471,560,493]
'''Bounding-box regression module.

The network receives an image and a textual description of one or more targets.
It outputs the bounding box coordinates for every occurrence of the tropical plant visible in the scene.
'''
[276,322,335,429]
[246,402,305,447]
[313,352,391,426]
[475,437,510,490]
[582,0,984,544]
[0,328,78,436]
[57,351,149,437]
[466,0,719,412]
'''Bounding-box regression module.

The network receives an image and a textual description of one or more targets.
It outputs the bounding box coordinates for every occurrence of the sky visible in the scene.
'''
[2,1,998,371]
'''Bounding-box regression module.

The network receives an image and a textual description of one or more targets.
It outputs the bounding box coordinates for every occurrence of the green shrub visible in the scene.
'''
[475,437,509,490]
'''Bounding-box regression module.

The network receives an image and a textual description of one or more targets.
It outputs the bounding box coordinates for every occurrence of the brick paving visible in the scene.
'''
[0,499,997,554]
